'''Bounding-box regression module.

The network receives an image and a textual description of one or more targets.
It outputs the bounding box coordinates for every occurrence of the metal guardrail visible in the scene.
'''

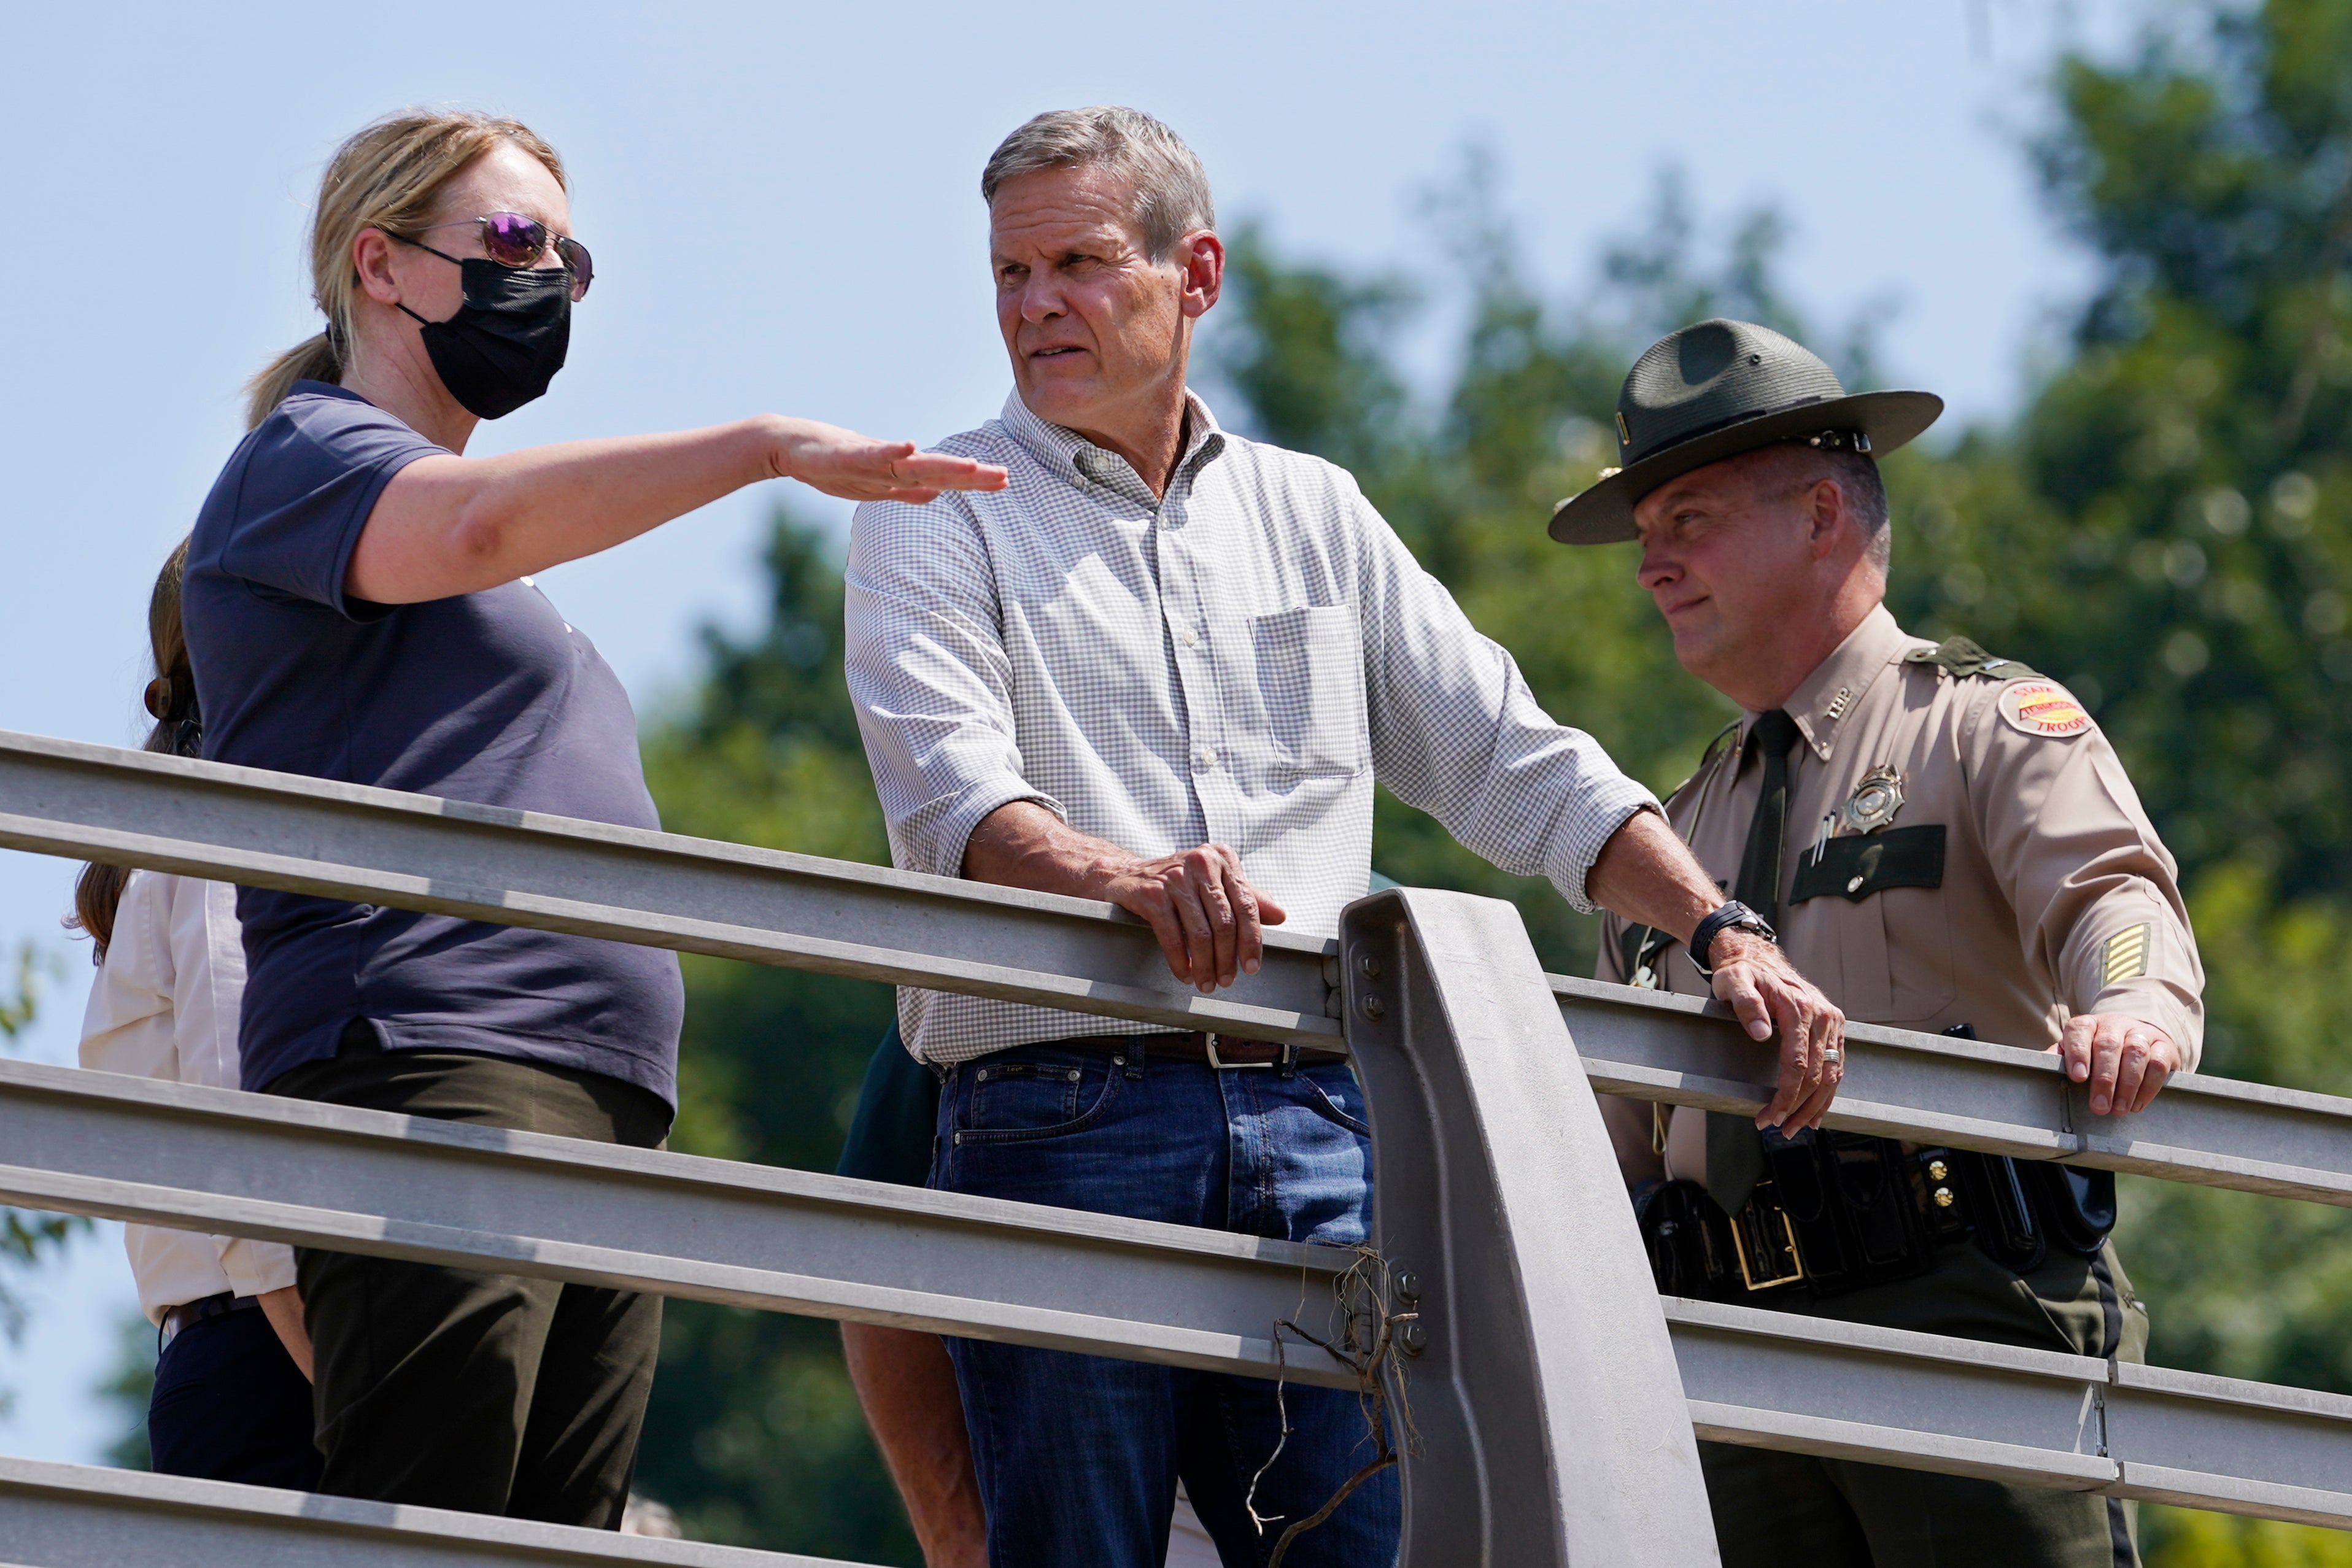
[0,733,1709,1566]
[2,729,2351,1564]
[0,1055,1355,1386]
[1672,1299,2352,1530]
[0,1453,873,1568]
[0,730,1340,1047]
[1566,975,2352,1208]
[7,730,2324,1209]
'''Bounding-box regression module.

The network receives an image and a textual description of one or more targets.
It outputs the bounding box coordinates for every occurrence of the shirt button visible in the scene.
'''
[1179,626,1200,648]
[1193,746,1218,772]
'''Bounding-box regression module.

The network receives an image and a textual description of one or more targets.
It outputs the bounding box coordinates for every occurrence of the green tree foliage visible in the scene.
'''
[98,1312,154,1471]
[1,941,76,1365]
[2,939,78,1434]
[1888,0,2352,898]
[632,515,913,1561]
[1863,24,2352,1565]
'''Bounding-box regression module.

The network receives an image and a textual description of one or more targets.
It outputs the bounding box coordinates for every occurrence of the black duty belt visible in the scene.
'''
[1638,1132,2118,1302]
[1042,1032,1348,1070]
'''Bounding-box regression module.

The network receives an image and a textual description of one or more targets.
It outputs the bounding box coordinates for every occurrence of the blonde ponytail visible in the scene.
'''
[246,109,565,430]
[244,332,345,431]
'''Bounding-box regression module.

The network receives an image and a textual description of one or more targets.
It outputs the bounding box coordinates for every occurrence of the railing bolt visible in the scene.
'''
[1360,993,1385,1020]
[1356,951,1383,981]
[1397,1319,1427,1356]
[1395,1272,1422,1305]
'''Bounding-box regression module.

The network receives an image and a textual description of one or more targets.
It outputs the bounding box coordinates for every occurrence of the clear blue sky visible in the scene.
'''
[0,0,2131,1463]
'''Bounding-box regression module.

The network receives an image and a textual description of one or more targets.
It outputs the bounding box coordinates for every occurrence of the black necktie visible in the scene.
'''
[1735,709,1803,926]
[1706,709,1803,1215]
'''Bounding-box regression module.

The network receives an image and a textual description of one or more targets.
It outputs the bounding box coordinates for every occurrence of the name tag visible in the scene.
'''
[1792,825,1946,904]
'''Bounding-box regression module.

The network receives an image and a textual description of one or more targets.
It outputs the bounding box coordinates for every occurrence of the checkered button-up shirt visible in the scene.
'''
[845,390,1658,1065]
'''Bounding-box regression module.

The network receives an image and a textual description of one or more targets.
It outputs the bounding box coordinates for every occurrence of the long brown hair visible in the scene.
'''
[71,540,202,962]
[244,109,567,430]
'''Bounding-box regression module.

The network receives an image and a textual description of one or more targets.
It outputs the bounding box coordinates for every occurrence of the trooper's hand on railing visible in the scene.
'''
[2054,1013,2182,1116]
[1706,928,1846,1134]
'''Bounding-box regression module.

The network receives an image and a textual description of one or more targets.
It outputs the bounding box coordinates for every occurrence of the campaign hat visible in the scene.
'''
[1549,318,1943,544]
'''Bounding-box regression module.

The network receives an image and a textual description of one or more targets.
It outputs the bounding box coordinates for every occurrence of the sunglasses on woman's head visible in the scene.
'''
[395,212,594,300]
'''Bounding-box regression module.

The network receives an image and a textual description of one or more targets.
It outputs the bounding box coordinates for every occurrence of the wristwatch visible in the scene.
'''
[1687,900,1779,980]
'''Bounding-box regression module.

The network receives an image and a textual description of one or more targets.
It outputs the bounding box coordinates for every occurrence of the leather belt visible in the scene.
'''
[162,1291,260,1344]
[1045,1031,1347,1069]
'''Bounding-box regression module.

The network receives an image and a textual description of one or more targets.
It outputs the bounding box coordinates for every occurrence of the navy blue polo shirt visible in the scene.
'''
[183,382,684,1104]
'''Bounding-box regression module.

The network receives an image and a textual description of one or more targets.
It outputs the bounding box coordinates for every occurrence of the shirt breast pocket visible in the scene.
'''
[1792,825,1955,1024]
[1251,604,1367,777]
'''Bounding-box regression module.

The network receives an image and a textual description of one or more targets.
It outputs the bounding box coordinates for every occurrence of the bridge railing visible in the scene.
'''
[0,728,2346,1566]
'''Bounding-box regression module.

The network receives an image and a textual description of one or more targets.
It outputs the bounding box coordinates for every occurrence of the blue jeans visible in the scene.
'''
[932,1039,1401,1568]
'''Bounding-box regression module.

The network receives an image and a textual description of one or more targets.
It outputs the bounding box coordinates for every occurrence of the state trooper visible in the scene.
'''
[1553,318,2206,1567]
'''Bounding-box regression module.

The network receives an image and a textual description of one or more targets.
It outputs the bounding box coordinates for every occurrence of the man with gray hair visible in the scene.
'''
[844,107,1847,1567]
[1569,317,2200,1566]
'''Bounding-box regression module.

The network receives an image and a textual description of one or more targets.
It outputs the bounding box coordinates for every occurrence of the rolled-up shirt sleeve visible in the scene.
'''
[846,495,1064,879]
[1350,485,1658,912]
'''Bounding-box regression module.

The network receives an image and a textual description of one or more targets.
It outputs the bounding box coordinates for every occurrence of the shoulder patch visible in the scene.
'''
[1902,636,2040,682]
[1998,680,2094,738]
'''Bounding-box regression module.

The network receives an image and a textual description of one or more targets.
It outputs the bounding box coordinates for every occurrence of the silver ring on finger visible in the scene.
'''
[1821,1046,1843,1066]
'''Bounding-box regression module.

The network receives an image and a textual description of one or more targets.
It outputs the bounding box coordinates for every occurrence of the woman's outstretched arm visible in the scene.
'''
[348,416,1005,604]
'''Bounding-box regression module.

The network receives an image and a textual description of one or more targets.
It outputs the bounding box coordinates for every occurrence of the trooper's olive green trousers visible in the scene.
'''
[1702,1237,2148,1568]
[268,1035,673,1527]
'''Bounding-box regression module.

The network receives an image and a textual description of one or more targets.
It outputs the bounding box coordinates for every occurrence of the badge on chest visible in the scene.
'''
[1839,765,1905,835]
[1793,765,1946,904]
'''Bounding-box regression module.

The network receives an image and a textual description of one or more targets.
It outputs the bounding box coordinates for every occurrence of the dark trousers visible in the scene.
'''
[1702,1237,2147,1567]
[266,1033,671,1527]
[149,1304,323,1491]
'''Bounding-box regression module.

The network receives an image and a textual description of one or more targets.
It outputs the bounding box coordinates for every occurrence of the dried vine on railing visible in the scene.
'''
[1249,1244,1422,1567]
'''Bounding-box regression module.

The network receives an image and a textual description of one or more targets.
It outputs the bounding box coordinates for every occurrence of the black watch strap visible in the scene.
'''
[1688,900,1778,980]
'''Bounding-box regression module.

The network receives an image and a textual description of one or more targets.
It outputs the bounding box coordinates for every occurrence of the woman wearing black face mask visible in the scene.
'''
[179,109,1005,1531]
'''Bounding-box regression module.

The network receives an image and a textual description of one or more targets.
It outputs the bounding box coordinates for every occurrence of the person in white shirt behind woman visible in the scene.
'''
[72,541,320,1490]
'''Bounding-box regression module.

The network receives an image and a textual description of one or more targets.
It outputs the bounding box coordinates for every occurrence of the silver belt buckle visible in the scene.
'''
[1204,1033,1272,1070]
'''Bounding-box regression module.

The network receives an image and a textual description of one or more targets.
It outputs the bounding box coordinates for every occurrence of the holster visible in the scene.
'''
[1637,1138,2118,1301]
[2029,1162,2119,1257]
[1636,1179,1741,1298]
[1762,1129,1936,1295]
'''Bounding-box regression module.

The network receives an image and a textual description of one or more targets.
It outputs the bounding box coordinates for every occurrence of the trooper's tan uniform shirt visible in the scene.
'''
[1600,605,2204,1184]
